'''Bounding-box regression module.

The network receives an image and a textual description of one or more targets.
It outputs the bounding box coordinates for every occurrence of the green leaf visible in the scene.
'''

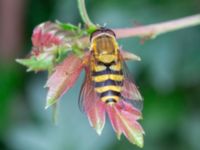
[86,25,98,34]
[71,45,84,57]
[55,46,70,63]
[56,21,79,31]
[16,53,54,72]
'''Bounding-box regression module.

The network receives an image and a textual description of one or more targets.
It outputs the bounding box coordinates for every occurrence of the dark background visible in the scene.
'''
[0,0,200,150]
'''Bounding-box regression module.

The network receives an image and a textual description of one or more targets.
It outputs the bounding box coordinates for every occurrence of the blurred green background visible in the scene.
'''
[0,0,200,150]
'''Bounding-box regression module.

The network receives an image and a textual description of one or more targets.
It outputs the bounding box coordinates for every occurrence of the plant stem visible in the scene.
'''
[77,0,95,27]
[113,14,200,39]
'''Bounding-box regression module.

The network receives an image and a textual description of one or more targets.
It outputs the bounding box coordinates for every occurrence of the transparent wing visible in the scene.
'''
[119,52,143,111]
[79,56,100,112]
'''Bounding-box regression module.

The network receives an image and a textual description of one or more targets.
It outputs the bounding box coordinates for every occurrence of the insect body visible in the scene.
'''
[90,28,123,105]
[80,28,142,109]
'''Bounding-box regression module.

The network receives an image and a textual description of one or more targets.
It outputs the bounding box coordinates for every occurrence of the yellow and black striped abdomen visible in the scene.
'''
[92,61,124,104]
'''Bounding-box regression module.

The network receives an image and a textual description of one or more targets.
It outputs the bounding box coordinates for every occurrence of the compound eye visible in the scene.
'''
[90,29,102,41]
[105,29,116,37]
[90,28,116,41]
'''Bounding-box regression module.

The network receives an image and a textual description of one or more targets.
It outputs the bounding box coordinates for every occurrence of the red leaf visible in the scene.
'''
[31,22,73,56]
[107,106,123,139]
[107,101,144,147]
[87,100,106,135]
[32,22,63,49]
[120,50,141,61]
[45,54,84,108]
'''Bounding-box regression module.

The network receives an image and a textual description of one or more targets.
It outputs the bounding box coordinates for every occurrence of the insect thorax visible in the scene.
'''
[90,28,119,64]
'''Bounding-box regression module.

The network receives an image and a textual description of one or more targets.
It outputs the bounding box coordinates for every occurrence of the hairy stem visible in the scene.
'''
[113,14,200,39]
[77,0,95,27]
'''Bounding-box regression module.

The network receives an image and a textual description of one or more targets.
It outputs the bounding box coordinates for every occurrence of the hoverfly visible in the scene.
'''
[80,27,143,112]
[19,21,144,146]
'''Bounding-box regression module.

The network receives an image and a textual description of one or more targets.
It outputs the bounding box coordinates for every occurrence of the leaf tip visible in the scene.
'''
[136,56,141,61]
[45,98,57,109]
[116,133,121,140]
[96,128,103,136]
[136,136,144,148]
[45,105,50,110]
[15,58,21,63]
[94,120,105,136]
[121,50,141,61]
[16,58,26,65]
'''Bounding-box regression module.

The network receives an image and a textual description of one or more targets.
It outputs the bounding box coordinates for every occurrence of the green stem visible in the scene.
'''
[77,0,95,27]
